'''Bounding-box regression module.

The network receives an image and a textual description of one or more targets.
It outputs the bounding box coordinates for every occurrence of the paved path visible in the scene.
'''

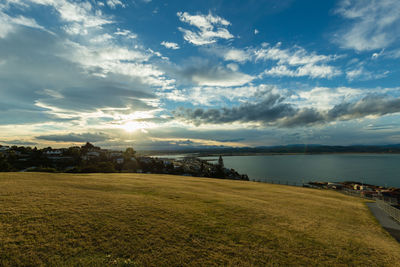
[367,202,400,242]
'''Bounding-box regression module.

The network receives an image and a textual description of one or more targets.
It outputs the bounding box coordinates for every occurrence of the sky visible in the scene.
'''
[1,0,400,150]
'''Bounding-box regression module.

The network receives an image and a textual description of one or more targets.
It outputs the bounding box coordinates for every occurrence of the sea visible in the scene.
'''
[153,154,400,188]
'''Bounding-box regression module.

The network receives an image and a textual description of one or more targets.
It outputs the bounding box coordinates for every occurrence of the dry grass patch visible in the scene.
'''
[0,172,399,266]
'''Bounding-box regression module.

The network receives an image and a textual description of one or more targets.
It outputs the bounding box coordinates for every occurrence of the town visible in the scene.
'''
[306,181,400,208]
[0,143,249,181]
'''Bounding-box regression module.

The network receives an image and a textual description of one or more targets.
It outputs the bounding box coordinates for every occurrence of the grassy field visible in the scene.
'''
[0,173,399,266]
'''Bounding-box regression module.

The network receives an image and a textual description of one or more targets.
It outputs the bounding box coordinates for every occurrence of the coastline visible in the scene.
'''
[149,152,400,158]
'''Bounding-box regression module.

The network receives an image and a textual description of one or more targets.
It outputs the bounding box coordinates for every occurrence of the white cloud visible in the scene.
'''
[161,41,180,49]
[346,66,389,81]
[255,43,335,66]
[295,87,363,110]
[114,28,137,39]
[226,63,239,71]
[389,49,400,58]
[263,64,340,79]
[335,0,400,51]
[294,86,400,111]
[223,48,250,62]
[177,11,234,45]
[9,0,114,35]
[371,49,384,59]
[296,64,341,79]
[256,43,341,79]
[89,33,113,43]
[346,68,363,80]
[106,0,125,9]
[0,10,45,38]
[161,84,277,106]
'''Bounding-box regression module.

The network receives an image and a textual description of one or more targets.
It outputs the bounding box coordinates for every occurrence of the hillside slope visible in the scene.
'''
[0,173,399,266]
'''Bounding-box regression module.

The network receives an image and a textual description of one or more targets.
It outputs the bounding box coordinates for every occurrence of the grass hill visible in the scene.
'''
[0,173,399,266]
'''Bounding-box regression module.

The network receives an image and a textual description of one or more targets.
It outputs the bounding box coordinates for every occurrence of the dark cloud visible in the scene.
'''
[174,93,295,125]
[327,95,400,120]
[36,132,110,143]
[279,108,325,127]
[174,94,400,127]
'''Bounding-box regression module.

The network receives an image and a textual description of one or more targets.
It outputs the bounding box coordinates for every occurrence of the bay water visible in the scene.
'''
[199,154,400,187]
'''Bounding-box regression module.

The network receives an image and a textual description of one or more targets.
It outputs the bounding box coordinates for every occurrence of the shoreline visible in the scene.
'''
[149,152,400,157]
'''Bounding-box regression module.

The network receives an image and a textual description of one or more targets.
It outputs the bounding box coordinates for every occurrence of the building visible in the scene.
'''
[115,158,124,164]
[45,150,62,156]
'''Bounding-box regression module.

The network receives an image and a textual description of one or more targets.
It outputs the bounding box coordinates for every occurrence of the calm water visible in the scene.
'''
[200,154,400,188]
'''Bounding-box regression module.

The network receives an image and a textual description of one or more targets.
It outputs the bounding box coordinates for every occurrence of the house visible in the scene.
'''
[327,182,343,190]
[82,151,100,160]
[110,152,123,158]
[353,184,366,191]
[45,150,62,156]
[115,158,124,164]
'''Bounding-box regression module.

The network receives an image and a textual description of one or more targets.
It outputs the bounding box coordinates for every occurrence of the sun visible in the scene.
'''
[120,120,153,133]
[121,122,141,132]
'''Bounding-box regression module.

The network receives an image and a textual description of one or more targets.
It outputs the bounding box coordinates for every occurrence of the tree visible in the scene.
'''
[218,155,224,168]
[81,142,95,151]
[0,156,11,171]
[124,147,136,159]
[215,156,225,178]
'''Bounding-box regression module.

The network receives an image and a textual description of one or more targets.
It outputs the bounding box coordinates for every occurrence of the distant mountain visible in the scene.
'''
[143,144,400,156]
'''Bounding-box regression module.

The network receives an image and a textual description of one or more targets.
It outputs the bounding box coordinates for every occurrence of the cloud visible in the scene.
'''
[106,0,125,9]
[327,95,400,121]
[174,92,400,128]
[0,9,45,38]
[174,93,295,126]
[255,43,341,79]
[263,64,340,79]
[3,0,113,36]
[254,43,335,65]
[0,14,165,126]
[345,66,389,81]
[161,41,180,49]
[295,87,363,110]
[204,46,252,63]
[161,84,276,106]
[334,0,400,51]
[36,132,110,142]
[223,48,250,62]
[114,29,137,39]
[177,11,234,45]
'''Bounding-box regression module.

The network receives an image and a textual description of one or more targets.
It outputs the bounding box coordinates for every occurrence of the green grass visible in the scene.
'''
[0,172,399,266]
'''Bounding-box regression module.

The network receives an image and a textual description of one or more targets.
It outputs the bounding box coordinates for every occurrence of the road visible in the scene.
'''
[367,202,400,242]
